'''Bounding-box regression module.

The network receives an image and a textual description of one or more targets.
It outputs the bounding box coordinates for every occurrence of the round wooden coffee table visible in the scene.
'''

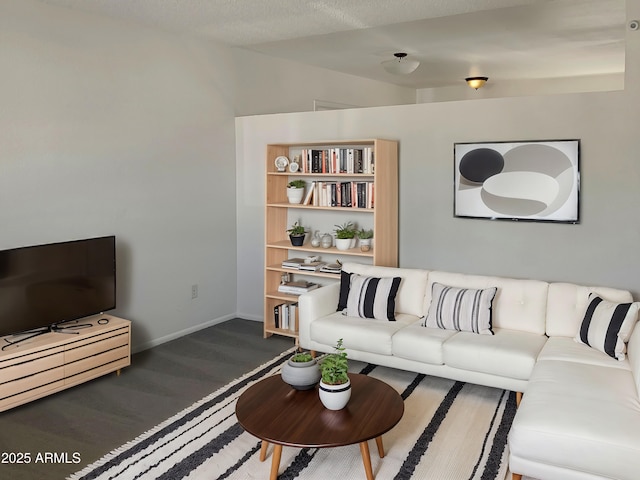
[235,373,404,480]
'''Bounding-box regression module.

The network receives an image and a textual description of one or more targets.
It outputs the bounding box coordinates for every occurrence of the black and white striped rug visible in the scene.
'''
[69,348,516,480]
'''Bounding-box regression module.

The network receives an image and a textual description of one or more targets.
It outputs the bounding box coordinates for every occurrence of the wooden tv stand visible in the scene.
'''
[0,314,131,412]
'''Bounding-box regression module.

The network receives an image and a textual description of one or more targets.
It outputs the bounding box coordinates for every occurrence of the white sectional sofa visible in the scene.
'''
[298,262,640,480]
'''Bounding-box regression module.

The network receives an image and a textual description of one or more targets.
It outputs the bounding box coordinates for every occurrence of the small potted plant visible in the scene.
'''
[333,222,356,251]
[281,351,321,390]
[287,179,306,204]
[318,339,351,410]
[356,228,373,252]
[287,222,306,246]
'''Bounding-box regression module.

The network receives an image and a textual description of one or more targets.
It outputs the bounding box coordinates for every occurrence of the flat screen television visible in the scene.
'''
[0,236,116,345]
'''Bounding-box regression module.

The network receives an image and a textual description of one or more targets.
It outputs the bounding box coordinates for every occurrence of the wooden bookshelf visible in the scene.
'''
[264,139,398,343]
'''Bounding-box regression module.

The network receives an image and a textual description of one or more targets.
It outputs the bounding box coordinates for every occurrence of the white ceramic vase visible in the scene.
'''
[287,187,304,204]
[281,357,321,390]
[319,378,351,410]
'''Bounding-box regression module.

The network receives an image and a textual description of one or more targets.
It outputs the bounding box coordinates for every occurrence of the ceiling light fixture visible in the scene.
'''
[465,76,489,90]
[382,53,420,75]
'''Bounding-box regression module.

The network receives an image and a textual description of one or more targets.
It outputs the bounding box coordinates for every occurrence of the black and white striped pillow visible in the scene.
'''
[345,274,401,321]
[574,293,640,360]
[423,282,497,335]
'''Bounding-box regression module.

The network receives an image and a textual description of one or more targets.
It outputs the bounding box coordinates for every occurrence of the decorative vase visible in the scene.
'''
[311,230,321,248]
[321,233,333,248]
[319,378,351,410]
[281,357,321,390]
[335,238,354,251]
[359,238,372,252]
[287,187,304,204]
[289,233,305,246]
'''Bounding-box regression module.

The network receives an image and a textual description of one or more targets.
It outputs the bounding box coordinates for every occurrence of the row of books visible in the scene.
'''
[299,148,374,174]
[281,258,342,275]
[274,302,297,331]
[302,181,374,209]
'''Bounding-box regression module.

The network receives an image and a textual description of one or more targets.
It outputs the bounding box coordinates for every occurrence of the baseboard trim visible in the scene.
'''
[235,312,262,322]
[131,314,236,354]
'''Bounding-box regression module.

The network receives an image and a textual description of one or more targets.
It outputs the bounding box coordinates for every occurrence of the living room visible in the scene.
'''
[2,0,640,479]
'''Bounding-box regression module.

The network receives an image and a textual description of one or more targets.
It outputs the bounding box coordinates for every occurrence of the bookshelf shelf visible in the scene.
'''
[264,139,398,344]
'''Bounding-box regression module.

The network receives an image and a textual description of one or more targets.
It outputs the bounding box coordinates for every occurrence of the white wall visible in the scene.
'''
[0,0,239,351]
[236,1,640,320]
[232,48,417,116]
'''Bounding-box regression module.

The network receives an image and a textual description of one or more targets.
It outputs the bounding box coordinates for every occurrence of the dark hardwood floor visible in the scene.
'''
[0,319,293,480]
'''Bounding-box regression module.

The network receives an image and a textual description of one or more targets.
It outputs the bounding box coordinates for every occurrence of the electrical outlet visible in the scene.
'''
[191,284,198,299]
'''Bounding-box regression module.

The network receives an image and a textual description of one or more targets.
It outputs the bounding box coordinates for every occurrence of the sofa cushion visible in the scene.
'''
[345,274,401,321]
[309,311,417,356]
[391,322,457,365]
[627,321,640,398]
[509,360,640,480]
[573,293,639,360]
[341,262,429,317]
[538,336,631,370]
[546,282,634,337]
[426,271,548,334]
[423,282,496,335]
[442,328,547,381]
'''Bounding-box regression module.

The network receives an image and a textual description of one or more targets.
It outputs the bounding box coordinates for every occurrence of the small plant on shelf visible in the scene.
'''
[356,228,373,252]
[334,222,356,251]
[334,222,356,239]
[319,338,349,385]
[287,179,306,204]
[356,228,373,239]
[287,221,306,246]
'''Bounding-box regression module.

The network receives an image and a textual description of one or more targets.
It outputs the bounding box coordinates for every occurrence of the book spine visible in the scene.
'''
[274,304,281,328]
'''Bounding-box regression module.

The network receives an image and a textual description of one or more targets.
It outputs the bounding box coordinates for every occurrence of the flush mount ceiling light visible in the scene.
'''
[382,53,420,75]
[465,76,489,90]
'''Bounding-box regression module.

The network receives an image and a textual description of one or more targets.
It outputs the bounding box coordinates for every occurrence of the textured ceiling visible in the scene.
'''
[39,0,626,89]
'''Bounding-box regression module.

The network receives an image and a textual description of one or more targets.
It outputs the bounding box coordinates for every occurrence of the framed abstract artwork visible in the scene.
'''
[454,140,580,223]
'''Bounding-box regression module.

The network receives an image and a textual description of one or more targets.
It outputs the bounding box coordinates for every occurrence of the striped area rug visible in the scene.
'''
[69,348,516,480]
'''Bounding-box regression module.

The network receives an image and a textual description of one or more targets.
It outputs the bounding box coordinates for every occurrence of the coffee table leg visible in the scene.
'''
[359,441,374,480]
[375,436,385,458]
[270,444,283,480]
[260,440,269,461]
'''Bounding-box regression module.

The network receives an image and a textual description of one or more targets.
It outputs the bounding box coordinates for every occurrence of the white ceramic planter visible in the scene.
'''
[335,238,355,251]
[287,187,304,204]
[281,357,320,390]
[319,378,351,410]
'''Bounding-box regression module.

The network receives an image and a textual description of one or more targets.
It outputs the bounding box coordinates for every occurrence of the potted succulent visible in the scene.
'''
[356,228,373,252]
[333,222,357,251]
[281,351,321,390]
[318,339,351,410]
[287,179,306,204]
[287,222,306,246]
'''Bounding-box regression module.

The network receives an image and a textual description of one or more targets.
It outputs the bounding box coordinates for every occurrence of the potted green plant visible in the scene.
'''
[356,228,373,252]
[287,179,306,204]
[333,222,356,251]
[287,222,306,246]
[318,339,351,410]
[281,351,321,390]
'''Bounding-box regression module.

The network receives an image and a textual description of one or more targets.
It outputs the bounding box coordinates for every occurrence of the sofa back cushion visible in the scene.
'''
[341,262,429,317]
[425,271,549,334]
[546,282,634,337]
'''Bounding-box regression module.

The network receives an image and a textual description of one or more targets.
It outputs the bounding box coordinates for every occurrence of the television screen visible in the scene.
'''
[0,236,116,338]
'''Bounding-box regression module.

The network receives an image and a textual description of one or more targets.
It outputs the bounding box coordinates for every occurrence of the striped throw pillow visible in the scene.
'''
[574,293,640,360]
[345,274,401,321]
[423,283,497,335]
